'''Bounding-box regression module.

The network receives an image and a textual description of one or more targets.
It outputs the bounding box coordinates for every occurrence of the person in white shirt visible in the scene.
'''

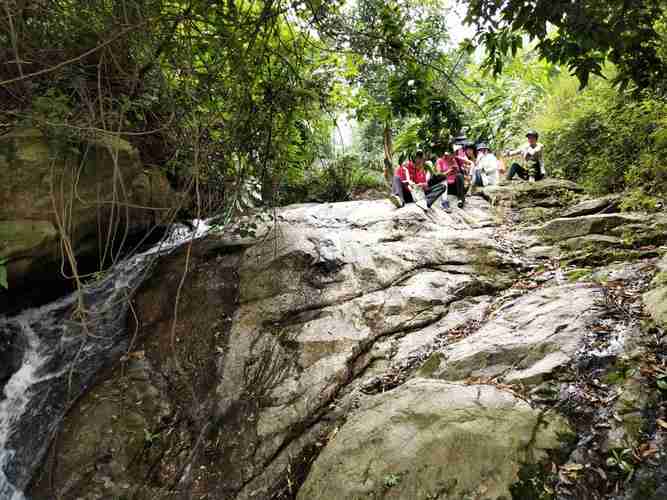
[506,130,546,181]
[471,143,499,187]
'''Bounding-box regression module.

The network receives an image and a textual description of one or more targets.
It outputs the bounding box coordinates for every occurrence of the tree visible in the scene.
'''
[465,0,667,91]
[335,0,462,175]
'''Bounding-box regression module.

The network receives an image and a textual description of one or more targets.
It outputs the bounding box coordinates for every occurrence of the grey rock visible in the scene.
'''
[298,378,570,500]
[561,195,621,218]
[560,235,624,251]
[429,283,605,385]
[645,254,667,328]
[541,214,645,242]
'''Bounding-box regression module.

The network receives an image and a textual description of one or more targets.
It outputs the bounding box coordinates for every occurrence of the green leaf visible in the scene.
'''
[0,259,7,290]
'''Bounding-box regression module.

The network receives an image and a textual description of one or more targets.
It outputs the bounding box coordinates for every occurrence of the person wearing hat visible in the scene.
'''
[463,141,477,164]
[432,140,469,209]
[452,137,474,171]
[471,143,500,188]
[506,130,545,181]
[389,150,429,209]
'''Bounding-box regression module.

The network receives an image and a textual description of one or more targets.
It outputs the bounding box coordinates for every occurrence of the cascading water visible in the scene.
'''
[0,220,211,499]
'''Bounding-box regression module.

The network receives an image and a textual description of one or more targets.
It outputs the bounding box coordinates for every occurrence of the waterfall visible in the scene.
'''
[0,220,211,499]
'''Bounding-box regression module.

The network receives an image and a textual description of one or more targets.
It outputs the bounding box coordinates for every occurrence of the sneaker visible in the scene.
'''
[388,194,403,208]
[415,200,428,211]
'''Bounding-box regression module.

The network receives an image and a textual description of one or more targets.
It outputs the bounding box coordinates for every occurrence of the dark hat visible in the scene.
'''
[476,142,490,150]
[453,135,467,145]
[526,130,539,138]
[463,140,476,149]
[415,149,424,158]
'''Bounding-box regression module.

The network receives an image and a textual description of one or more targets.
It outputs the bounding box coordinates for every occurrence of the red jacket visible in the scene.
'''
[396,161,427,189]
[436,154,460,185]
[455,149,470,172]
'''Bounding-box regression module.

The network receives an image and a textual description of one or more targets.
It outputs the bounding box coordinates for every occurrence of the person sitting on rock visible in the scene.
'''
[436,141,469,209]
[506,130,546,181]
[389,150,429,209]
[463,141,477,166]
[471,143,499,188]
[453,136,474,172]
[429,149,456,209]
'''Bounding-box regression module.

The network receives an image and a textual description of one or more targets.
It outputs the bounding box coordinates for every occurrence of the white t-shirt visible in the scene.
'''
[511,143,546,175]
[476,152,499,186]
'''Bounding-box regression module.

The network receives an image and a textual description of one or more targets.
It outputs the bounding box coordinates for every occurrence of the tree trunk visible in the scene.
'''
[383,122,393,185]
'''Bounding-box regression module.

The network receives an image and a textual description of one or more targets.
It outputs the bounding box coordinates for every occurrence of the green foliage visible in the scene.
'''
[461,49,558,151]
[510,462,555,500]
[2,0,346,213]
[343,0,463,161]
[606,448,637,482]
[529,72,667,203]
[383,473,401,489]
[0,259,7,290]
[276,155,385,205]
[465,0,667,91]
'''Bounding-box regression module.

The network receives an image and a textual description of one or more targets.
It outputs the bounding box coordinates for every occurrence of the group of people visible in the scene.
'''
[389,130,545,211]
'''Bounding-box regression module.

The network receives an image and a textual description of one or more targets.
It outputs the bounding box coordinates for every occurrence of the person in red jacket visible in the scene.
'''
[433,139,472,209]
[389,150,429,208]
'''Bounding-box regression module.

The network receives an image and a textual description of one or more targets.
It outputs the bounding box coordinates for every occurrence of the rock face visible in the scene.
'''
[299,378,570,500]
[428,283,605,385]
[27,197,528,500]
[482,178,584,212]
[10,178,667,500]
[541,214,646,243]
[645,254,667,328]
[560,195,621,218]
[0,128,176,310]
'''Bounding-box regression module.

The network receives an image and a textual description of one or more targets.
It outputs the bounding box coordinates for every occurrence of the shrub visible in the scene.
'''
[530,74,667,207]
[275,155,385,205]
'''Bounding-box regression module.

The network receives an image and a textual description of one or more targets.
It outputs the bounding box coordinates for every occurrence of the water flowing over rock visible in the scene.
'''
[2,177,667,500]
[0,221,210,499]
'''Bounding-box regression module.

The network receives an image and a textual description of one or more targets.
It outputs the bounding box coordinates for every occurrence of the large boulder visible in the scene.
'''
[0,128,176,304]
[540,213,646,243]
[542,212,667,245]
[482,178,584,211]
[298,378,570,500]
[29,197,522,500]
[644,254,667,328]
[426,283,605,385]
[560,195,621,218]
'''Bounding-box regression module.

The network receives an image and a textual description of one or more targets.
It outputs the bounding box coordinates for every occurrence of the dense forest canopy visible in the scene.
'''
[2,0,667,212]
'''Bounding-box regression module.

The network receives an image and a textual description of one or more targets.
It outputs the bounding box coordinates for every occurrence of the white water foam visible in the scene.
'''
[0,219,213,498]
[0,321,46,500]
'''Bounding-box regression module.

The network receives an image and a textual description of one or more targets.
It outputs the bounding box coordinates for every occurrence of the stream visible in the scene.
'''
[0,220,211,499]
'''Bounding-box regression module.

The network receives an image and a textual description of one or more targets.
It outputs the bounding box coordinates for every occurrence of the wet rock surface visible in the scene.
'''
[3,178,667,500]
[0,128,177,314]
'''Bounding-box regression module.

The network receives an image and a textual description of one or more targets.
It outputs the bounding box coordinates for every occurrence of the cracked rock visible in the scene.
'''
[428,283,606,385]
[298,378,570,500]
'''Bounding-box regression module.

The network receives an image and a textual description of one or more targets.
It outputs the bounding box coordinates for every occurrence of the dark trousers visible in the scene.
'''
[425,175,448,207]
[508,162,544,181]
[447,173,466,205]
[391,176,414,204]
